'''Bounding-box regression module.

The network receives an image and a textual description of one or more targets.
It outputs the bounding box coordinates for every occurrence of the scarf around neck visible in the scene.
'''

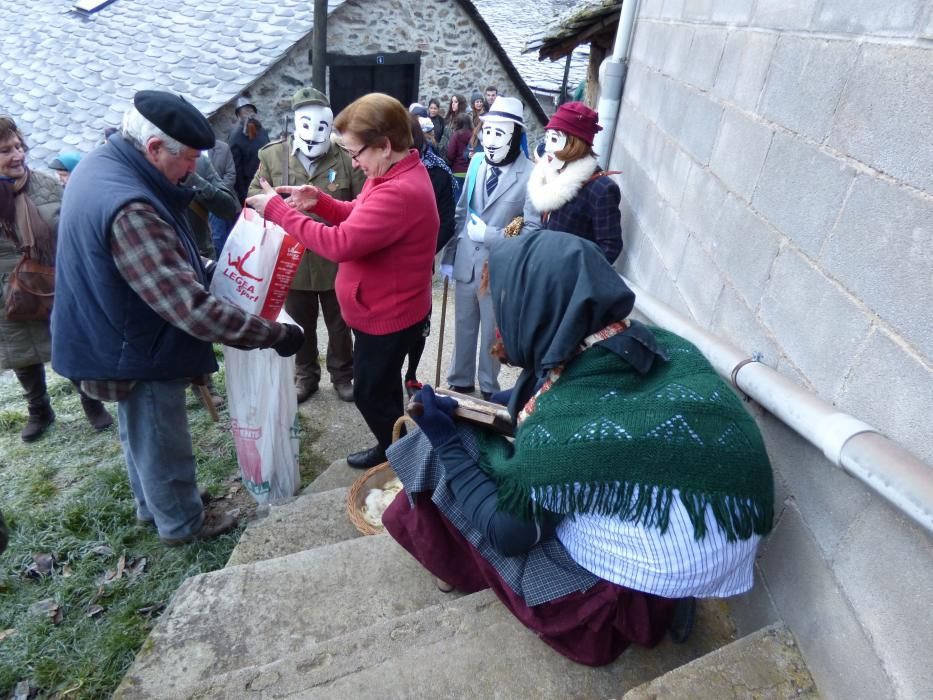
[0,170,56,265]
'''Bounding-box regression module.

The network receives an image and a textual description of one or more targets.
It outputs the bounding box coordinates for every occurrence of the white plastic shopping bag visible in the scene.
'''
[223,308,301,504]
[210,207,304,320]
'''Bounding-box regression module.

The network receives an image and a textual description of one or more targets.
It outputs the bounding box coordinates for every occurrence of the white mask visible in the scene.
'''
[294,105,333,160]
[482,120,516,164]
[543,129,567,170]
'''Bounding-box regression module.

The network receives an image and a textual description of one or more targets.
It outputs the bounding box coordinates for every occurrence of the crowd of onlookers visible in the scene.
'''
[1,82,776,669]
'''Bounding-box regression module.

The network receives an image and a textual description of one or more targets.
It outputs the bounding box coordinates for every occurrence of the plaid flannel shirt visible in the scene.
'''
[81,203,284,401]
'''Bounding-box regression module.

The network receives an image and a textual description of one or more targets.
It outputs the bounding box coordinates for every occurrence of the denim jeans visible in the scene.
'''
[209,213,234,258]
[118,379,203,539]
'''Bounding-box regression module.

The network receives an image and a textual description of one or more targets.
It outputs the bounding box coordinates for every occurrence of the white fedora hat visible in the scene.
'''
[480,96,525,129]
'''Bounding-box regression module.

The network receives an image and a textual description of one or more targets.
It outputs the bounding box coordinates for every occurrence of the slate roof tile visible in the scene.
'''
[3,0,587,163]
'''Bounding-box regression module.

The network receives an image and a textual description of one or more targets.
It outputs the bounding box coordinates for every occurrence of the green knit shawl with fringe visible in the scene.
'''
[477,328,774,542]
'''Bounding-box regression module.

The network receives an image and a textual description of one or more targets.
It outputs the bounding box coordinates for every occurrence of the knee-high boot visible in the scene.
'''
[13,364,55,442]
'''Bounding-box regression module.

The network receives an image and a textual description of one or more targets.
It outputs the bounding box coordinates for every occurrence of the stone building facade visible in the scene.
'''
[210,0,546,145]
[606,2,933,698]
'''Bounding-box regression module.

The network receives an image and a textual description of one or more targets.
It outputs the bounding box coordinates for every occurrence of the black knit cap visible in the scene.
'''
[133,90,216,150]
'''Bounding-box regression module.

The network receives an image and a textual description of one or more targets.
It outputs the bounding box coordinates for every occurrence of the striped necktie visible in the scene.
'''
[486,166,500,197]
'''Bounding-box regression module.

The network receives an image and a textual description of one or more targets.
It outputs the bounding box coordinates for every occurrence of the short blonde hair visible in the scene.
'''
[334,93,413,152]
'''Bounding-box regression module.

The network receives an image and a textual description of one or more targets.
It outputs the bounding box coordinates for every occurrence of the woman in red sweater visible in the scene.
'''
[248,93,439,469]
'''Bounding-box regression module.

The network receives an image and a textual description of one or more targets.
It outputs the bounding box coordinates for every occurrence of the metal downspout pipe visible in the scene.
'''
[593,0,641,169]
[623,276,933,536]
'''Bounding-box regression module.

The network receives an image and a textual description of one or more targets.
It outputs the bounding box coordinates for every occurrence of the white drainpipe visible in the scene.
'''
[593,0,641,169]
[623,276,933,536]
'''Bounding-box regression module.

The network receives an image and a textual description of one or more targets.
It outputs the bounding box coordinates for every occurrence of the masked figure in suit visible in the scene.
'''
[440,97,532,399]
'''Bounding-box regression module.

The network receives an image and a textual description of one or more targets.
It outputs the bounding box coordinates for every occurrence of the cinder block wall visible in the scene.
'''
[611,2,933,698]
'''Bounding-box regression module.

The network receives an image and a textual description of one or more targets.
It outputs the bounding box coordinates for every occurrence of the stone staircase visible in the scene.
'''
[113,285,819,698]
[114,458,817,699]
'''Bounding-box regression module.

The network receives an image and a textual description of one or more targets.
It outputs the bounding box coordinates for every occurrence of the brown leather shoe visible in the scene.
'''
[81,396,114,431]
[159,511,237,547]
[296,381,319,404]
[333,382,354,402]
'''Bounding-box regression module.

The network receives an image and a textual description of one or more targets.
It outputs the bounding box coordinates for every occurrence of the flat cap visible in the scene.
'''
[291,87,330,110]
[133,90,216,150]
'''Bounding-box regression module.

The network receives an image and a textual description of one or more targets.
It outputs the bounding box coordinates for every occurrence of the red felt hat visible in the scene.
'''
[545,102,602,145]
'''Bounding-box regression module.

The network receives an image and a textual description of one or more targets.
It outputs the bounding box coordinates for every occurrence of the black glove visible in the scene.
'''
[272,324,304,357]
[411,385,459,448]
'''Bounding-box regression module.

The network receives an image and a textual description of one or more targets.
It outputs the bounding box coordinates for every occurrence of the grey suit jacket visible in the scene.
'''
[442,154,534,283]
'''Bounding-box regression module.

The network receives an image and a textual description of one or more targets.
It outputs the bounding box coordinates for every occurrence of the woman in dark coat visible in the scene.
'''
[445,113,474,177]
[403,114,457,395]
[0,116,112,442]
[522,102,623,263]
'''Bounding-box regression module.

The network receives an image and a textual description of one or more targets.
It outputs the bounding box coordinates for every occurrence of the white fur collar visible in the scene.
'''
[527,154,598,213]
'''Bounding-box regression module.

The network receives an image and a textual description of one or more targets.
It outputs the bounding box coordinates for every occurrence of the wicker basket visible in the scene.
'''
[346,416,414,535]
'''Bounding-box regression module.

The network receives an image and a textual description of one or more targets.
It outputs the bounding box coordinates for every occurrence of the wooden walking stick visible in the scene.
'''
[434,276,450,387]
[196,385,221,423]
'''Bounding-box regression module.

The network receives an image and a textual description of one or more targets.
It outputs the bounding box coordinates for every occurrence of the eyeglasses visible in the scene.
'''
[342,144,368,161]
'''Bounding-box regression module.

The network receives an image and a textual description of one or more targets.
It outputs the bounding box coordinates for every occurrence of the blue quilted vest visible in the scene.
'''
[52,135,218,381]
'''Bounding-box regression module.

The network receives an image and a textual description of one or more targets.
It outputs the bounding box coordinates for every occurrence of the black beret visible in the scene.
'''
[133,90,216,150]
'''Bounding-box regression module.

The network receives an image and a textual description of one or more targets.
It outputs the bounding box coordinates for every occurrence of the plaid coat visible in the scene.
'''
[540,174,623,264]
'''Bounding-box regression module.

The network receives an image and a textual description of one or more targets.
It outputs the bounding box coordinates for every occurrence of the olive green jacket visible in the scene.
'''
[248,138,365,291]
[0,170,60,369]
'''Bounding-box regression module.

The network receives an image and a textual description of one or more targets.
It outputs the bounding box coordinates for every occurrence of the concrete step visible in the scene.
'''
[114,534,458,698]
[140,591,737,699]
[305,458,367,495]
[227,487,362,567]
[623,623,819,699]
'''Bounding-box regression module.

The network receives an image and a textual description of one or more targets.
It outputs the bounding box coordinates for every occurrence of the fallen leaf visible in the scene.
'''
[136,603,165,618]
[89,544,113,557]
[23,553,57,579]
[0,628,16,643]
[61,564,73,578]
[115,554,126,579]
[13,680,37,700]
[28,598,62,623]
[126,557,147,580]
[86,604,105,618]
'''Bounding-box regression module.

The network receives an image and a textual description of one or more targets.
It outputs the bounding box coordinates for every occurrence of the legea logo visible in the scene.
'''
[224,246,264,302]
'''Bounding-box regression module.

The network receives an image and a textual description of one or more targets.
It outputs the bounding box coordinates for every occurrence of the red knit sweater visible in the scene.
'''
[264,150,438,335]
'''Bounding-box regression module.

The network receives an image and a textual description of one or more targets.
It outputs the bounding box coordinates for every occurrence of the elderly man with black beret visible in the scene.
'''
[52,90,304,546]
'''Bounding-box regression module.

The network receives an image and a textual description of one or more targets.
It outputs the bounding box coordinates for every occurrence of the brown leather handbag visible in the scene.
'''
[4,253,54,321]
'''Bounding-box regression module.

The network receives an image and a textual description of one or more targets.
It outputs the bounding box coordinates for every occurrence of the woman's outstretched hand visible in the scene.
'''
[276,184,319,212]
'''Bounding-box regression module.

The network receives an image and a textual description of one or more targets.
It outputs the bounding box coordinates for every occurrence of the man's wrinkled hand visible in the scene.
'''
[245,177,277,217]
[272,324,304,357]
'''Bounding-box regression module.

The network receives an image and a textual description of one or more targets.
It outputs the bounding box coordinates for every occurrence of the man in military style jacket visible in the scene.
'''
[248,87,365,402]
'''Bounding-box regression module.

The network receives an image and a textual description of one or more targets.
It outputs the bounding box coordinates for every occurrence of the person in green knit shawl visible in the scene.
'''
[382,230,774,667]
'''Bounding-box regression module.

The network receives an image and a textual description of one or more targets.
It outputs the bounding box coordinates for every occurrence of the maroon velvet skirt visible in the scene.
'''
[382,493,677,667]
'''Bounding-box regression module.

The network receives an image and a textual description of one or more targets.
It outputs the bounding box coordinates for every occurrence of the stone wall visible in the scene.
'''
[209,0,544,144]
[611,2,933,698]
